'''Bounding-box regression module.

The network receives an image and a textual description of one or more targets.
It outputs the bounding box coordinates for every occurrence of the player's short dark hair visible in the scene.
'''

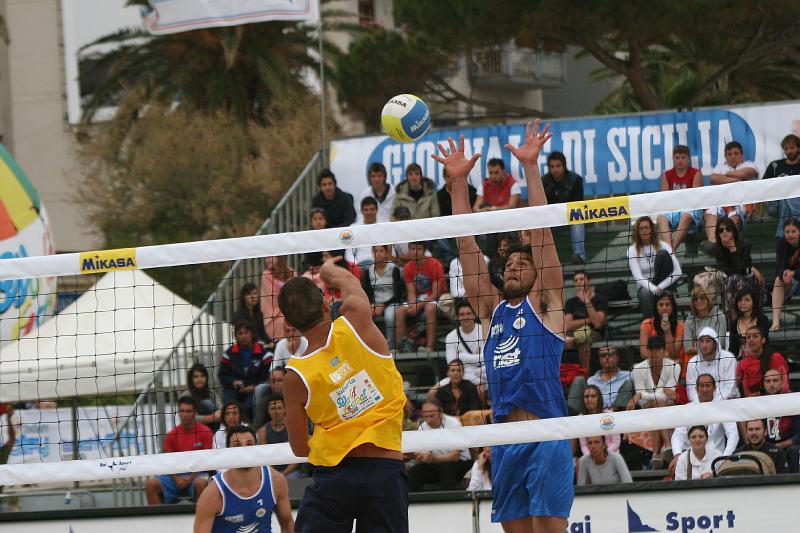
[226,424,258,447]
[360,196,378,210]
[487,158,505,169]
[673,145,690,156]
[502,242,533,264]
[368,162,387,178]
[724,141,743,154]
[278,277,325,332]
[317,168,336,186]
[547,151,567,167]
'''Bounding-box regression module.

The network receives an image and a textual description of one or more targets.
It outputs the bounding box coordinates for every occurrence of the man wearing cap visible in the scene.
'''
[684,326,738,403]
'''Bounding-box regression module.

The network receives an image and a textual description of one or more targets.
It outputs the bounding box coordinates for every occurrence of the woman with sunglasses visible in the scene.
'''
[713,218,763,320]
[770,217,800,331]
[684,287,727,357]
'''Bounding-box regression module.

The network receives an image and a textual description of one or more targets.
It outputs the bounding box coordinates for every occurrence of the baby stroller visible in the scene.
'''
[712,451,776,477]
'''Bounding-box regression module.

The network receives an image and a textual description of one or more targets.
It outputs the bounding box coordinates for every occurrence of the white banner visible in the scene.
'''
[142,0,318,34]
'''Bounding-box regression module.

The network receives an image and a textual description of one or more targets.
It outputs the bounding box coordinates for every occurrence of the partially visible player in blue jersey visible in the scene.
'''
[433,120,574,532]
[194,425,295,533]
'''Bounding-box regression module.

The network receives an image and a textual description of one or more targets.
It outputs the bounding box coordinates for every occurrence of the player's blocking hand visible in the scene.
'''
[504,119,553,166]
[431,135,482,181]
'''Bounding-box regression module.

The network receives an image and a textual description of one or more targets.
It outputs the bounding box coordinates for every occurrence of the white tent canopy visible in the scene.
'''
[0,270,230,402]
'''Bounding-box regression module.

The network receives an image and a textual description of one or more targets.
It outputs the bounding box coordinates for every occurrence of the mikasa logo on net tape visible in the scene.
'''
[567,196,631,224]
[79,248,137,274]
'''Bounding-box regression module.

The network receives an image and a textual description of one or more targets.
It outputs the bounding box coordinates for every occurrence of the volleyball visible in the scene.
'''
[381,94,431,143]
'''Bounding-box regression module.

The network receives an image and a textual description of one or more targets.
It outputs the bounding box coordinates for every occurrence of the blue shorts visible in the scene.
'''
[663,210,704,231]
[157,472,207,503]
[491,440,574,522]
[296,458,408,533]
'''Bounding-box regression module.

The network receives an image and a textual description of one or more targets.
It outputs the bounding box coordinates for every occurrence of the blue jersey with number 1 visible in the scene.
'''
[212,466,275,533]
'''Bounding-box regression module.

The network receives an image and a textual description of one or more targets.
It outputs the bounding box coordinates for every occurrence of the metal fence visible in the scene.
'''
[110,150,324,505]
[470,44,565,86]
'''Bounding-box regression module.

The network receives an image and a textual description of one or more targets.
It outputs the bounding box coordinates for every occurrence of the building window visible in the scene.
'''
[358,0,375,27]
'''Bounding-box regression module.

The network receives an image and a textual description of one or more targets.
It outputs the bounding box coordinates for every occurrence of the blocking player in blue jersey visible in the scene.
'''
[433,120,574,532]
[193,425,294,533]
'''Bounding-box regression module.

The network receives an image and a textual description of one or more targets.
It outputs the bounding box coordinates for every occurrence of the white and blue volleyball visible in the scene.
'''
[381,94,431,143]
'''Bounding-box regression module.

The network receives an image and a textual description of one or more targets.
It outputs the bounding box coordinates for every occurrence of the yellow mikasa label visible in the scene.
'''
[79,248,137,274]
[566,196,631,224]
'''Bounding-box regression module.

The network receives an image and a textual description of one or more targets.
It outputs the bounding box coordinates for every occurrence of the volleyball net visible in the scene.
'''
[1,174,800,487]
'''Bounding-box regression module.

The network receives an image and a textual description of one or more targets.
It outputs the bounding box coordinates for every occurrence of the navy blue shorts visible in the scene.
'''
[491,440,574,522]
[296,458,408,533]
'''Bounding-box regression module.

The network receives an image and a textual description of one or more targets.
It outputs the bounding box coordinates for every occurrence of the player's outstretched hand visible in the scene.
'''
[431,135,481,181]
[505,119,552,166]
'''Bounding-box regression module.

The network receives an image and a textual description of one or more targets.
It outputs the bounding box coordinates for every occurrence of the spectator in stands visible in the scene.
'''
[670,375,738,475]
[232,282,273,348]
[765,134,800,239]
[303,208,328,271]
[253,366,287,430]
[320,250,361,320]
[656,145,708,252]
[714,216,763,317]
[145,397,212,504]
[628,336,680,469]
[763,369,800,473]
[344,196,380,270]
[218,320,272,422]
[577,436,633,486]
[311,168,355,228]
[396,242,445,353]
[363,244,403,349]
[673,425,723,480]
[487,233,515,290]
[466,447,492,491]
[685,327,738,402]
[388,206,417,268]
[737,419,789,473]
[564,270,608,372]
[728,289,770,358]
[628,216,683,317]
[444,251,489,322]
[272,325,307,368]
[684,287,727,360]
[409,399,472,491]
[576,385,621,457]
[434,359,482,417]
[213,401,243,449]
[0,405,16,466]
[707,141,759,235]
[183,363,218,427]
[639,292,685,365]
[542,151,586,264]
[393,163,439,220]
[260,255,297,341]
[737,325,789,397]
[473,158,520,213]
[437,168,477,266]
[357,162,395,223]
[432,300,485,397]
[567,345,633,414]
[770,217,800,331]
[256,396,301,478]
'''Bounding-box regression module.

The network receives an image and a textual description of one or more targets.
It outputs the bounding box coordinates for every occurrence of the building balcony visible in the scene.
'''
[469,45,565,89]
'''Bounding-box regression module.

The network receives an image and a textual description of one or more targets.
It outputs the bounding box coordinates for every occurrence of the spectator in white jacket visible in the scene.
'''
[356,162,395,223]
[685,327,738,402]
[466,447,492,491]
[429,300,485,400]
[673,425,723,481]
[628,216,683,317]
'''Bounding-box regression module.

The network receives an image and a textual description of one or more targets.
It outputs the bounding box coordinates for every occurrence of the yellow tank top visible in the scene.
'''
[285,317,405,466]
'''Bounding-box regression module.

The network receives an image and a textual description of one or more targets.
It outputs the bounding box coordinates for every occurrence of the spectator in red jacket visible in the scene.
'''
[736,325,789,397]
[396,242,445,352]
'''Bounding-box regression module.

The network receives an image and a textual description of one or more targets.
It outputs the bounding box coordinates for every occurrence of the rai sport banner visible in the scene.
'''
[330,100,800,201]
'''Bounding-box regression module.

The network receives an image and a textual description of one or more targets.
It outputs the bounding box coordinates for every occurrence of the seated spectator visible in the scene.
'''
[685,327,738,402]
[344,196,380,270]
[388,206,415,268]
[473,158,520,257]
[433,300,485,397]
[765,135,800,239]
[182,363,218,427]
[737,325,789,397]
[639,292,685,366]
[213,401,244,449]
[736,419,789,473]
[628,336,681,469]
[446,253,489,318]
[577,436,633,486]
[260,255,297,341]
[714,217,763,317]
[253,367,287,430]
[577,385,620,456]
[256,396,301,479]
[363,244,403,350]
[628,216,682,317]
[707,141,759,235]
[684,287,727,359]
[564,270,608,371]
[673,425,723,480]
[763,369,800,473]
[303,208,328,271]
[393,163,439,220]
[567,345,633,414]
[321,251,361,319]
[655,145,708,251]
[542,151,586,264]
[145,397,212,504]
[770,217,800,331]
[434,360,482,417]
[272,325,308,368]
[232,282,273,349]
[437,168,478,266]
[670,375,738,474]
[357,162,395,223]
[728,288,770,358]
[396,242,446,353]
[311,168,355,228]
[487,233,516,290]
[466,447,492,491]
[218,320,272,422]
[0,405,16,466]
[409,400,472,491]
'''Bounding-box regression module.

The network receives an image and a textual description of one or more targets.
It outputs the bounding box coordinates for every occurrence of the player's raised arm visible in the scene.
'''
[505,120,564,308]
[432,136,499,320]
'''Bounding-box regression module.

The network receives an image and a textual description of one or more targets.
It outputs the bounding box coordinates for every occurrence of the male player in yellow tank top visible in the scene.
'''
[279,257,407,533]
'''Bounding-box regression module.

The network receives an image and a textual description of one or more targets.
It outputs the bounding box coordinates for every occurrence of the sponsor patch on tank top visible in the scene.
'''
[328,360,354,385]
[329,369,384,420]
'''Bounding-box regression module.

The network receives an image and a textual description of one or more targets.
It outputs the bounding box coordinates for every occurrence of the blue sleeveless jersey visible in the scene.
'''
[212,466,276,533]
[483,298,567,422]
